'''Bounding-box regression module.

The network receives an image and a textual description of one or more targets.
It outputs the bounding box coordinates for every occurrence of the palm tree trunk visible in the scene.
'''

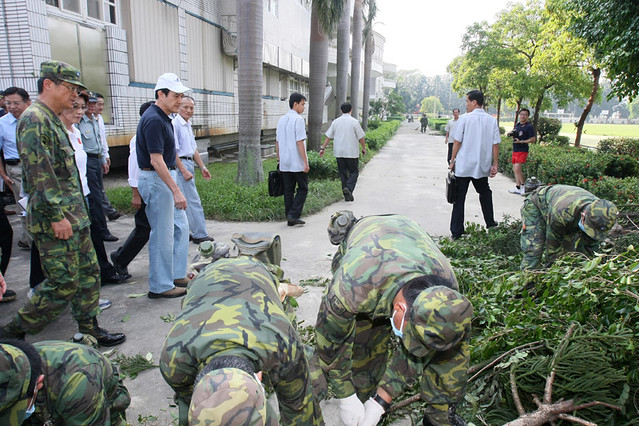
[336,0,352,117]
[308,2,329,151]
[362,32,374,130]
[236,0,264,185]
[575,68,600,147]
[350,0,363,118]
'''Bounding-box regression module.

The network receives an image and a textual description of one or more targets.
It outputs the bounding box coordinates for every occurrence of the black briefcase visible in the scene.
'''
[268,166,284,197]
[446,171,456,204]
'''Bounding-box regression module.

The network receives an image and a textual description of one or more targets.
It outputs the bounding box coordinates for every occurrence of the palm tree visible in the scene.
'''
[361,0,377,130]
[350,0,364,119]
[335,0,353,117]
[236,0,264,185]
[308,0,344,150]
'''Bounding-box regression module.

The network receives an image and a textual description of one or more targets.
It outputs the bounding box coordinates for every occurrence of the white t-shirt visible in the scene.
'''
[67,127,90,196]
[128,136,139,188]
[451,108,501,179]
[445,118,458,144]
[276,109,307,172]
[325,113,366,158]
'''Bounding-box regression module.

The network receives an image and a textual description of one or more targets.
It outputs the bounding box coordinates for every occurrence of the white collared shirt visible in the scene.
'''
[128,136,139,188]
[276,109,307,172]
[172,114,197,158]
[451,108,501,179]
[325,113,365,158]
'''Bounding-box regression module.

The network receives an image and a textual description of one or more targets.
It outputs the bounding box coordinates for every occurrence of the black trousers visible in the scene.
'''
[112,199,150,267]
[86,157,110,239]
[0,208,12,275]
[447,143,454,165]
[282,171,308,220]
[450,176,497,238]
[336,157,359,193]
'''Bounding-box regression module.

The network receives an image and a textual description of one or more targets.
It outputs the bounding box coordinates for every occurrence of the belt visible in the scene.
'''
[141,166,176,171]
[203,355,255,377]
[86,153,101,159]
[179,156,194,161]
[4,158,19,166]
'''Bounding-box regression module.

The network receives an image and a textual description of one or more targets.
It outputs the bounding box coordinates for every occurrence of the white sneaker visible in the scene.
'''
[27,287,37,300]
[508,187,521,194]
[99,298,112,310]
[519,186,526,195]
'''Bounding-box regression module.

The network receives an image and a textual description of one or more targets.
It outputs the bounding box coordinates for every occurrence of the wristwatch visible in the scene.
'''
[373,393,391,411]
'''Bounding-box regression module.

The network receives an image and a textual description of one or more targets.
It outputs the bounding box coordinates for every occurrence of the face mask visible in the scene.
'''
[578,218,587,234]
[390,305,406,338]
[24,400,36,420]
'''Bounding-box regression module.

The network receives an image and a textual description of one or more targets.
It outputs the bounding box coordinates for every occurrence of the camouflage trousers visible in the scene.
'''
[3,227,100,336]
[346,315,470,421]
[520,198,545,270]
[104,358,132,425]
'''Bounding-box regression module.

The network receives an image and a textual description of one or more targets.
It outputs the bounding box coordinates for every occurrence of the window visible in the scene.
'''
[46,0,117,24]
[264,0,278,16]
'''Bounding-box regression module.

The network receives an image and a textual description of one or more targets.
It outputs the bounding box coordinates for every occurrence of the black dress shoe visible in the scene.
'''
[102,234,119,242]
[0,289,17,302]
[102,272,132,285]
[107,211,122,221]
[110,251,129,276]
[80,318,126,347]
[287,218,306,226]
[191,236,215,244]
[342,187,355,202]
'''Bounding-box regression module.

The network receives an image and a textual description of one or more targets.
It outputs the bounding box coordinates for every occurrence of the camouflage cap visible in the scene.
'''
[327,210,357,245]
[402,286,473,358]
[39,60,87,89]
[0,343,32,425]
[582,199,618,240]
[189,367,268,425]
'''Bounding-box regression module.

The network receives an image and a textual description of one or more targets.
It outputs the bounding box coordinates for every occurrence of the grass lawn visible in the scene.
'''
[560,123,639,138]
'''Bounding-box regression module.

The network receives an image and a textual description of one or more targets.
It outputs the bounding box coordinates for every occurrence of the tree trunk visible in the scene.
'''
[575,68,601,147]
[533,93,544,130]
[236,0,264,185]
[361,32,374,130]
[514,98,522,127]
[497,97,502,127]
[335,0,352,117]
[308,2,329,151]
[350,0,363,119]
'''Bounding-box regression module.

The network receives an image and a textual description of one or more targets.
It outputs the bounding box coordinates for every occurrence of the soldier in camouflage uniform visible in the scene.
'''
[0,61,125,346]
[160,255,322,425]
[0,339,130,425]
[521,184,618,270]
[316,212,472,426]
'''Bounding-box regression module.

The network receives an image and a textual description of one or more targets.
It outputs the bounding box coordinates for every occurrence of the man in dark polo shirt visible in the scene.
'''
[136,73,190,299]
[508,108,536,195]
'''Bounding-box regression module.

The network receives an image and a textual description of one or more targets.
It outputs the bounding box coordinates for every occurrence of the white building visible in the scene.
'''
[0,0,390,164]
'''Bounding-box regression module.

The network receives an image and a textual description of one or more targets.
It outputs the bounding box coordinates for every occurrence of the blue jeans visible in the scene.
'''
[176,159,209,239]
[138,170,189,293]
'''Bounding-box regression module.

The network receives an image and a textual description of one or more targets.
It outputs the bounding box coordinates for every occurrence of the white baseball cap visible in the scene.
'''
[154,73,190,93]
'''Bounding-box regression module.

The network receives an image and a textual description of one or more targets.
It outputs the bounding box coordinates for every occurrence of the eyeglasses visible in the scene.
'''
[58,82,83,95]
[72,103,88,111]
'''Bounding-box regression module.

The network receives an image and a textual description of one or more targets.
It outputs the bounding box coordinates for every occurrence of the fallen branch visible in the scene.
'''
[468,340,545,382]
[386,394,420,413]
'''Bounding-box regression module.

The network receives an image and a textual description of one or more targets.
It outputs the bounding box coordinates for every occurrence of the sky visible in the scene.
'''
[374,0,526,76]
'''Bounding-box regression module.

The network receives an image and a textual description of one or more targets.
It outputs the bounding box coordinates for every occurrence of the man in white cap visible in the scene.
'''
[136,73,190,299]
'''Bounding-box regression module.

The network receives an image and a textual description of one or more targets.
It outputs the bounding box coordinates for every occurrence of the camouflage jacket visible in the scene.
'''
[18,101,89,234]
[316,215,459,399]
[26,341,130,426]
[529,185,599,261]
[160,257,321,425]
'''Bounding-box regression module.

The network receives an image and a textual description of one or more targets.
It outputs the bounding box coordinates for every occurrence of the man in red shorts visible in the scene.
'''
[508,108,536,195]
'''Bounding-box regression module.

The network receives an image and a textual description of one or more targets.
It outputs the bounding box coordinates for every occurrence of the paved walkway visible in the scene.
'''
[0,121,524,424]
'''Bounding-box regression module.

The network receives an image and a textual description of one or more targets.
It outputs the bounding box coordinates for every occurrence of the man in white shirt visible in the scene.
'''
[320,102,366,202]
[444,108,460,165]
[173,96,213,244]
[449,90,500,240]
[276,92,309,226]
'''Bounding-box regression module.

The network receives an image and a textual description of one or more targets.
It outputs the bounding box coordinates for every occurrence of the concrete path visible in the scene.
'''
[0,121,524,425]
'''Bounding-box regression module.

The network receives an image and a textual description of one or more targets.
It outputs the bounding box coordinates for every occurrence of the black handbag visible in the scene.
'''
[268,165,284,197]
[446,171,456,204]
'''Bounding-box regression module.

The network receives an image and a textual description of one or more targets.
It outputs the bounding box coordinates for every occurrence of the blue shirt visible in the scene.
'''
[136,104,176,169]
[77,114,104,161]
[0,112,19,160]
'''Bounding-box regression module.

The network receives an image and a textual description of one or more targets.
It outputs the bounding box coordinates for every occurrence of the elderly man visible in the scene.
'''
[0,339,130,425]
[160,252,322,425]
[136,73,190,299]
[0,60,125,346]
[316,211,472,426]
[521,184,618,269]
[444,108,460,165]
[173,96,214,244]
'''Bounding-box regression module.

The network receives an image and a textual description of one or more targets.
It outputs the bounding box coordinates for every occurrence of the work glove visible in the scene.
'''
[338,394,365,426]
[361,398,385,426]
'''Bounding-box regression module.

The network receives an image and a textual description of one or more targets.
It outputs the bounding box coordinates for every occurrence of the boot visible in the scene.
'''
[78,317,126,347]
[0,323,26,340]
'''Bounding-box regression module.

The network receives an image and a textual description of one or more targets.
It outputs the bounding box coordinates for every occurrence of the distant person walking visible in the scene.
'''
[420,114,428,133]
[449,90,500,239]
[276,92,309,227]
[444,108,460,164]
[320,102,366,202]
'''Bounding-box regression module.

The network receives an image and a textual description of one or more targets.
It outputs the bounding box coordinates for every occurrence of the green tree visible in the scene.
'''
[361,0,377,130]
[629,98,639,119]
[395,70,432,113]
[335,0,352,117]
[420,96,444,114]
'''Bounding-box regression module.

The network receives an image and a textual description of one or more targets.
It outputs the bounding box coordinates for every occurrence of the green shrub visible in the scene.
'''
[544,134,570,146]
[598,137,639,159]
[603,154,639,178]
[367,119,381,130]
[581,175,639,204]
[429,118,448,131]
[537,116,562,142]
[307,151,339,180]
[387,115,403,122]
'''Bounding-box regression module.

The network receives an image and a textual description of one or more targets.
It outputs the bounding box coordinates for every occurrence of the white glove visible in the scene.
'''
[338,394,366,426]
[361,398,385,426]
